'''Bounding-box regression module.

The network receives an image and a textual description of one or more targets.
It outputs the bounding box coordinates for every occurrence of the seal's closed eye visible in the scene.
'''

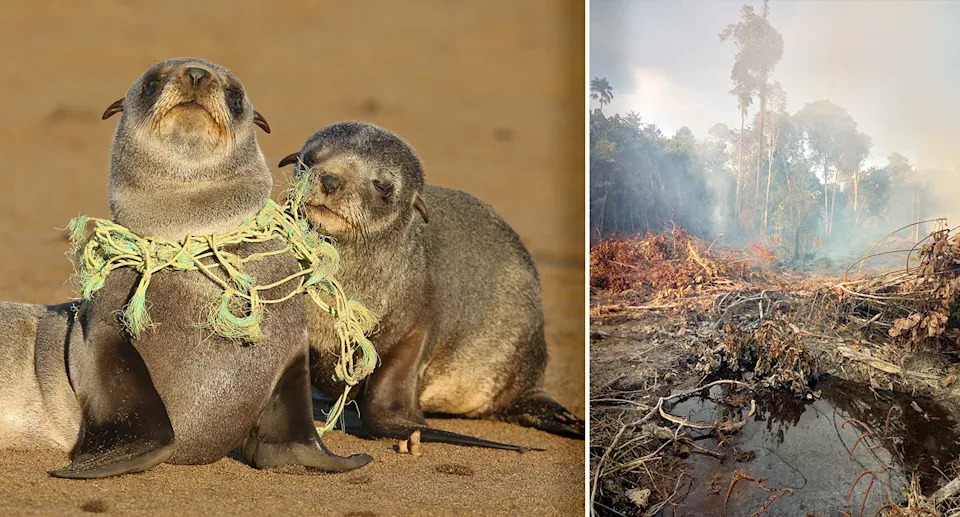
[141,77,160,98]
[373,179,393,201]
[225,88,244,117]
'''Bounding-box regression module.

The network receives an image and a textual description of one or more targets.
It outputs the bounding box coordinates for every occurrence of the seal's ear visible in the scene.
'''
[278,153,300,168]
[253,111,271,133]
[412,192,429,223]
[101,99,124,120]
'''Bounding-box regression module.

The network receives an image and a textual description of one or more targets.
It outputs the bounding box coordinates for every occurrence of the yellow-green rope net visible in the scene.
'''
[66,172,377,435]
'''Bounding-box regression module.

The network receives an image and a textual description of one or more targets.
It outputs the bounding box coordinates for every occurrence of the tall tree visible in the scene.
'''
[838,130,872,223]
[772,113,821,257]
[795,100,841,238]
[590,77,613,113]
[859,155,919,232]
[762,82,786,229]
[731,84,752,217]
[720,0,784,209]
[794,100,869,237]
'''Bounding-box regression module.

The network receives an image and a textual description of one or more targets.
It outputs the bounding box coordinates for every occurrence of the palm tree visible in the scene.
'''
[590,77,613,113]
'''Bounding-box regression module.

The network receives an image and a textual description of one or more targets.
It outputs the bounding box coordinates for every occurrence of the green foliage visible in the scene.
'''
[794,100,870,174]
[719,0,783,104]
[860,166,891,218]
[590,111,714,238]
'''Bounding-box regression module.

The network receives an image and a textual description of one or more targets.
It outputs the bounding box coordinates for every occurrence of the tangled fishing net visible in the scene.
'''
[66,170,377,434]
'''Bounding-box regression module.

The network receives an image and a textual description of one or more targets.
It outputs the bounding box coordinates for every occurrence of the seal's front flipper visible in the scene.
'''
[49,442,174,479]
[50,314,174,479]
[499,390,585,439]
[243,353,371,473]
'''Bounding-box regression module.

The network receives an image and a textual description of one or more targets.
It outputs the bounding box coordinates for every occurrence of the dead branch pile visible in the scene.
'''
[590,226,774,305]
[594,221,960,382]
[828,222,960,352]
[690,318,815,396]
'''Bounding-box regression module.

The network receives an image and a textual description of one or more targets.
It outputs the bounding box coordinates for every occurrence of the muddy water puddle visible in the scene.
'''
[662,377,960,516]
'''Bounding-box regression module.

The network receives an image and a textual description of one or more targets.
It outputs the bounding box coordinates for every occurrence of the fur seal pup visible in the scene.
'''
[278,122,585,449]
[3,58,370,478]
[0,302,81,451]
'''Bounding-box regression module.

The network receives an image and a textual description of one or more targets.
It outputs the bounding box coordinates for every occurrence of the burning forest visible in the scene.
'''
[590,1,960,515]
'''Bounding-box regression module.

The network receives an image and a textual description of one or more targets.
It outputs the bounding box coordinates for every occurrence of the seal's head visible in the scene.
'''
[279,122,428,242]
[104,57,270,173]
[104,58,273,239]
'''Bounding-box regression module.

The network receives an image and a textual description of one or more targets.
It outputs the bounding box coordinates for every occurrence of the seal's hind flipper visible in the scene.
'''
[357,325,538,451]
[396,425,542,452]
[499,390,585,439]
[243,354,371,473]
[49,312,174,479]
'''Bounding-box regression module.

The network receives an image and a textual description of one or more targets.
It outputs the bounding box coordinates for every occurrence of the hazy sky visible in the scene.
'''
[590,0,960,170]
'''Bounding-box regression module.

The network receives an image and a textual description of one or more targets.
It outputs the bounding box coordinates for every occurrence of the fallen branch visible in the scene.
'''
[682,438,725,458]
[725,470,756,508]
[932,475,960,505]
[610,260,640,270]
[659,399,756,432]
[851,218,946,277]
[592,380,754,515]
[590,424,627,517]
[624,302,685,311]
[837,346,940,380]
[706,233,723,253]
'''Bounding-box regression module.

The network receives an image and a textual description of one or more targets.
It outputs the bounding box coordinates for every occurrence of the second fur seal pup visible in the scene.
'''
[40,58,371,478]
[0,302,81,451]
[279,122,584,449]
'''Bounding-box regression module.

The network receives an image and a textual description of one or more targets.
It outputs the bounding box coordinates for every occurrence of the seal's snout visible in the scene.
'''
[320,173,344,195]
[185,67,209,87]
[177,66,213,93]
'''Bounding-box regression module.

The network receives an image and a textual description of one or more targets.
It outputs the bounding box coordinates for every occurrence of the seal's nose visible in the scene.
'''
[185,67,209,87]
[320,173,344,195]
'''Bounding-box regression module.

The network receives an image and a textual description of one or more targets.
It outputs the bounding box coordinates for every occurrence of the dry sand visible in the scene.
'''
[0,1,585,515]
